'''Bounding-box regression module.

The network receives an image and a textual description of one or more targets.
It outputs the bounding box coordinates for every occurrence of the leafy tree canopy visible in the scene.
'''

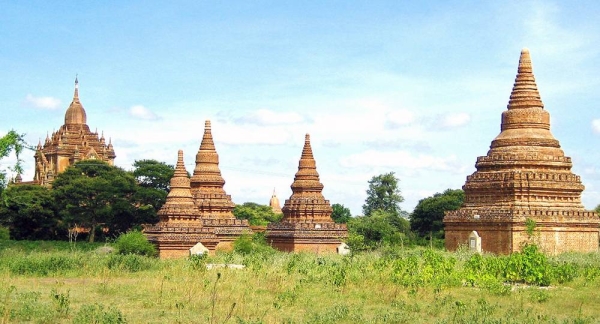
[131,160,175,225]
[0,130,29,189]
[331,203,352,224]
[0,184,59,240]
[347,210,411,251]
[362,172,404,217]
[233,202,282,226]
[52,160,138,242]
[132,159,174,192]
[410,188,464,238]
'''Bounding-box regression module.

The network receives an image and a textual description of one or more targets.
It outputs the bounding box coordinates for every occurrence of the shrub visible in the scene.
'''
[114,230,156,256]
[73,303,126,324]
[233,232,275,255]
[0,226,9,241]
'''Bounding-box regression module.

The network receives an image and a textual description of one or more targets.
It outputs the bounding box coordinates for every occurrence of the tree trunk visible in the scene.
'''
[88,223,96,243]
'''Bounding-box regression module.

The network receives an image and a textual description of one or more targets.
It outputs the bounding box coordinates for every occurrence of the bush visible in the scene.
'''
[0,226,9,241]
[233,232,275,255]
[114,230,156,257]
[73,303,126,324]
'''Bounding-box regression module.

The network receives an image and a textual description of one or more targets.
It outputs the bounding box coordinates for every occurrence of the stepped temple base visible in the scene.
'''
[266,222,347,253]
[444,209,599,255]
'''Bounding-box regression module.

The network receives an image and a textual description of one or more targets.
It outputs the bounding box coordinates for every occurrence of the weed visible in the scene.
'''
[73,303,126,324]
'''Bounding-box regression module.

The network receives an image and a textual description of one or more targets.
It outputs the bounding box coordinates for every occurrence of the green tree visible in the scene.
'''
[233,202,282,226]
[131,160,174,225]
[331,203,352,223]
[410,189,464,238]
[595,204,600,216]
[347,210,411,251]
[0,184,60,240]
[362,172,404,217]
[132,159,174,192]
[0,130,28,191]
[52,160,138,242]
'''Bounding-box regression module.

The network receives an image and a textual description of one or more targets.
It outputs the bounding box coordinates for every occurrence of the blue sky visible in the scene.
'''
[2,1,600,215]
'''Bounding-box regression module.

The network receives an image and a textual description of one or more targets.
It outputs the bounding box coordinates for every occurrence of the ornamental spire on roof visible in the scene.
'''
[491,48,558,150]
[191,120,225,188]
[290,134,324,193]
[64,76,87,125]
[507,48,543,110]
[157,150,199,223]
[74,75,79,100]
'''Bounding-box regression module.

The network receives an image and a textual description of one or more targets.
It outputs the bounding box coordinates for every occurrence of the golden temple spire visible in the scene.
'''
[73,75,79,100]
[507,48,544,110]
[64,75,87,125]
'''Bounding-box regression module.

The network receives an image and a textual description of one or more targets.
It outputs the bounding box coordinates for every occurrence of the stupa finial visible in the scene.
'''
[507,48,543,110]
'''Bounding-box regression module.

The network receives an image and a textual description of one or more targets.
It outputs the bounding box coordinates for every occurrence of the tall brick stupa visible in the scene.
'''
[444,49,599,255]
[144,150,217,258]
[189,120,250,250]
[266,134,347,253]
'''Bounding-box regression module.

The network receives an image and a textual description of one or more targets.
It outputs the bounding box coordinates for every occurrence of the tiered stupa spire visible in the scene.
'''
[266,134,347,253]
[144,150,217,258]
[190,120,236,218]
[157,150,200,223]
[269,188,282,214]
[444,49,599,255]
[282,134,333,222]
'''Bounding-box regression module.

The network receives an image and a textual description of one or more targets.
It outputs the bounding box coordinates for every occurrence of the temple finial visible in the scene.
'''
[507,48,543,110]
[74,75,79,100]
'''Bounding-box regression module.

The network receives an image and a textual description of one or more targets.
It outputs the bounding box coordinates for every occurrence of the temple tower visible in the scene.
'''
[33,78,116,186]
[269,188,282,214]
[144,150,217,258]
[189,120,250,250]
[266,134,347,253]
[444,49,599,254]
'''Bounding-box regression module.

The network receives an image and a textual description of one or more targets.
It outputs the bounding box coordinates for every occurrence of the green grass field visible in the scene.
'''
[1,241,599,323]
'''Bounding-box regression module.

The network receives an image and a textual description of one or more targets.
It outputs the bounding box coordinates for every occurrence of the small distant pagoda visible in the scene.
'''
[266,134,347,253]
[30,77,116,186]
[144,150,217,258]
[444,49,600,255]
[269,188,282,214]
[189,120,250,250]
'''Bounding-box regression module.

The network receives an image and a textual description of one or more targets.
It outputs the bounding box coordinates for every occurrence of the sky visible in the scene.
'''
[1,1,600,215]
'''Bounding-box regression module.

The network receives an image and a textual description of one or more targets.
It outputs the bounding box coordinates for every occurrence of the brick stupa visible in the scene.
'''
[144,150,217,258]
[28,78,116,186]
[189,120,250,250]
[269,188,282,214]
[266,134,347,253]
[444,49,600,255]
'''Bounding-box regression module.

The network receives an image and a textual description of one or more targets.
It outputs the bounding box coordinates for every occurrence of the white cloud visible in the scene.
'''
[340,150,459,171]
[129,105,159,120]
[386,109,415,128]
[592,119,600,134]
[24,94,61,110]
[437,112,471,129]
[236,109,305,126]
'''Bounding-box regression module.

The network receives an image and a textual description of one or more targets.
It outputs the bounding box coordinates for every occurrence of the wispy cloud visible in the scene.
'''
[340,149,460,172]
[235,109,305,126]
[385,109,416,128]
[129,105,159,120]
[593,119,600,134]
[434,112,471,130]
[24,94,61,110]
